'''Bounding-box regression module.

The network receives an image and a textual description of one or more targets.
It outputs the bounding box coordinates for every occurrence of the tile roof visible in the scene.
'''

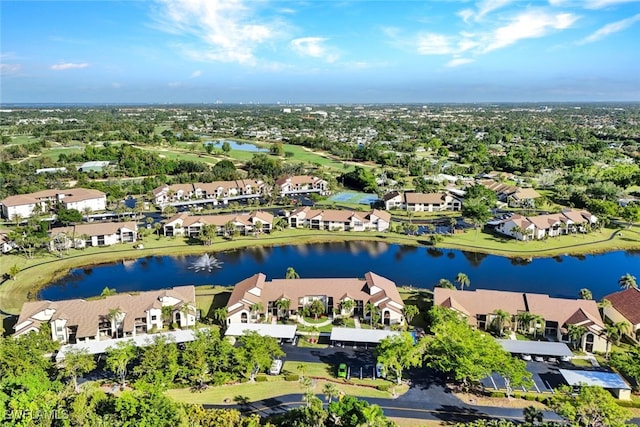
[434,288,604,329]
[227,272,404,316]
[404,192,446,204]
[604,288,640,325]
[1,188,105,207]
[49,221,138,238]
[165,212,273,228]
[15,286,195,339]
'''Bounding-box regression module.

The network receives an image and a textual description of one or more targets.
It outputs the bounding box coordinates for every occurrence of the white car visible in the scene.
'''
[376,363,385,378]
[521,354,532,361]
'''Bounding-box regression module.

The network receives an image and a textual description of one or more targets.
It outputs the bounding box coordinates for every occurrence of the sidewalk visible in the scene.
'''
[353,317,361,329]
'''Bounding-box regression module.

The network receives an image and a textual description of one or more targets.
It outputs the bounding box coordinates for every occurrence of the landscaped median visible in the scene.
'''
[165,361,408,405]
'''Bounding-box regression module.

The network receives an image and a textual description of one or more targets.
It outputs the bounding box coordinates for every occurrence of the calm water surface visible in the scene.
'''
[41,242,639,301]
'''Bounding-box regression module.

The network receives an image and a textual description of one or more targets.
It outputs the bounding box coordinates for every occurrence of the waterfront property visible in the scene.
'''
[434,288,607,353]
[163,211,273,237]
[275,175,330,197]
[382,191,462,212]
[287,207,391,232]
[226,272,405,326]
[48,221,138,248]
[603,288,640,342]
[151,180,265,207]
[0,188,106,220]
[495,209,597,241]
[14,286,196,344]
[479,179,541,208]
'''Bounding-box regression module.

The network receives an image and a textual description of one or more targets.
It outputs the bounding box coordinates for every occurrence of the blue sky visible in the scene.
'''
[1,0,639,103]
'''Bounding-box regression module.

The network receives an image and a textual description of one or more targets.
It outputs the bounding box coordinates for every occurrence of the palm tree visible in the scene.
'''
[511,225,523,241]
[437,278,455,289]
[578,288,593,300]
[297,363,307,379]
[213,307,227,326]
[531,314,545,338]
[323,382,340,403]
[276,298,291,320]
[180,303,195,328]
[449,217,457,234]
[455,272,470,291]
[567,324,587,350]
[403,305,419,326]
[285,267,300,279]
[492,309,511,336]
[619,273,638,290]
[161,305,173,328]
[516,312,535,335]
[100,287,117,297]
[250,302,264,322]
[365,302,380,327]
[340,299,355,318]
[107,308,123,338]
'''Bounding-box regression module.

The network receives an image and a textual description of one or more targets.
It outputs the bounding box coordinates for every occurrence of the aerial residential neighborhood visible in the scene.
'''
[1,1,640,417]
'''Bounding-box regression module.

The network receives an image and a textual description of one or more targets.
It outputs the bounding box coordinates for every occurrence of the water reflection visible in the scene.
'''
[461,251,489,268]
[41,242,635,302]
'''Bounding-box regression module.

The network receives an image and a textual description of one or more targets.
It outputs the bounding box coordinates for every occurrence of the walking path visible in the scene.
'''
[297,317,332,327]
[572,354,600,367]
[353,317,361,329]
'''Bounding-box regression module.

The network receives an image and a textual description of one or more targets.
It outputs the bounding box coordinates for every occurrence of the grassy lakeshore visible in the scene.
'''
[1,225,639,315]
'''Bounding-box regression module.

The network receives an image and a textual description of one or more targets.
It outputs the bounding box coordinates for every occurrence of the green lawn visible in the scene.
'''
[166,376,396,405]
[194,285,232,320]
[285,361,404,390]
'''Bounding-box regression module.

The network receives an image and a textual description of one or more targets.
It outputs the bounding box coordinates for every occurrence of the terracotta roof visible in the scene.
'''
[49,221,137,238]
[605,288,640,325]
[227,272,404,316]
[435,288,604,331]
[1,188,105,207]
[527,214,565,229]
[15,286,195,338]
[562,209,588,224]
[404,192,446,205]
[513,188,541,200]
[367,209,391,223]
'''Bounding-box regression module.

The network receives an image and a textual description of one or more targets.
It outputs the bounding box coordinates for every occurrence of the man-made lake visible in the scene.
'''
[204,140,267,152]
[41,242,638,301]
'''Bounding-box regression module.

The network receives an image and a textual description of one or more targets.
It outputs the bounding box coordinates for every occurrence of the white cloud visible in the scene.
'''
[153,0,280,65]
[476,0,515,19]
[50,62,89,70]
[111,82,122,88]
[190,70,202,78]
[168,81,183,87]
[290,37,339,62]
[484,10,578,52]
[580,13,640,43]
[417,33,456,55]
[0,63,21,75]
[446,58,475,67]
[458,0,515,23]
[584,0,640,9]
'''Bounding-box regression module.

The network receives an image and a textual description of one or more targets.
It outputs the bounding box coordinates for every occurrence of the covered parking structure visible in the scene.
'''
[56,329,202,362]
[330,327,400,348]
[225,323,297,341]
[559,369,632,400]
[496,339,573,360]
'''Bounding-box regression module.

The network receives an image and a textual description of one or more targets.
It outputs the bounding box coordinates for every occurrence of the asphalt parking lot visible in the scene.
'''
[481,360,574,393]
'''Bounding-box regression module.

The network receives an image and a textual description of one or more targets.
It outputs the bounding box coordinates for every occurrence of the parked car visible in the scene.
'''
[270,359,283,375]
[376,363,385,378]
[521,354,532,361]
[337,363,348,379]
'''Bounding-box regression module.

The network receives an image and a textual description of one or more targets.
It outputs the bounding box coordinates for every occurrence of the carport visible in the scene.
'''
[496,339,573,359]
[225,323,297,341]
[55,328,203,362]
[559,369,632,400]
[330,327,400,348]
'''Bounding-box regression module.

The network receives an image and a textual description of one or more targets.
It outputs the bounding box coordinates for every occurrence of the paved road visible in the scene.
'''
[209,343,569,423]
